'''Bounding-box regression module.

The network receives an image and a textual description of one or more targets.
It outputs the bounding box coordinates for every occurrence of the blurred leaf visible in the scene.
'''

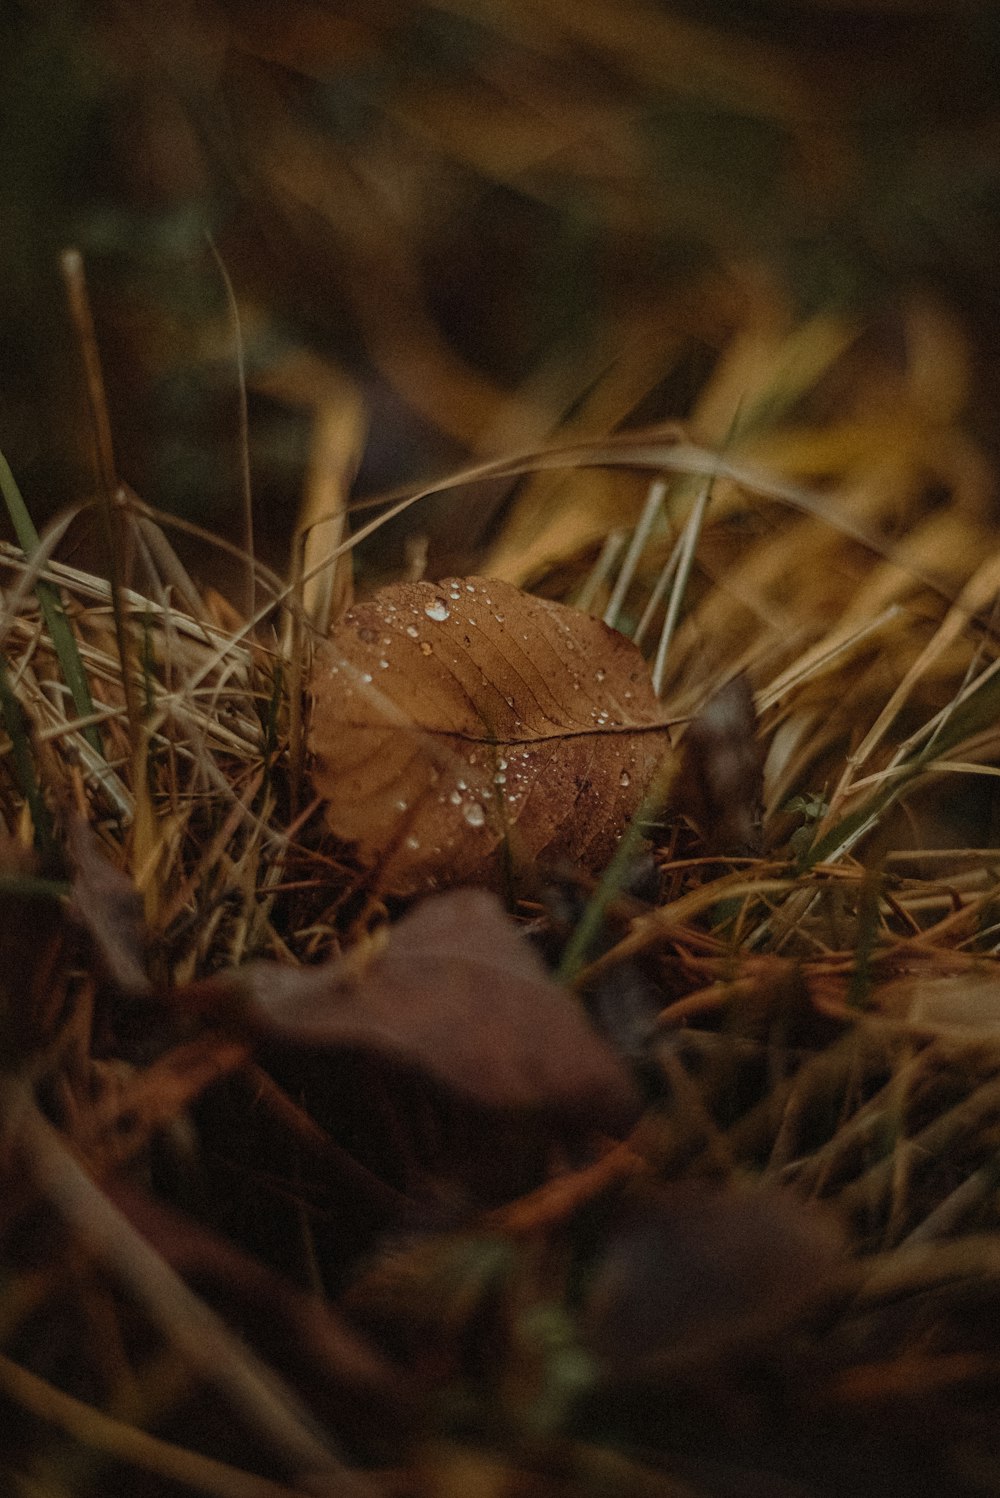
[67,817,150,996]
[673,675,764,855]
[584,1179,846,1368]
[183,889,640,1126]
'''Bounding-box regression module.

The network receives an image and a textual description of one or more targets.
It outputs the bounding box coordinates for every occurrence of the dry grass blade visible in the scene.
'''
[0,452,101,759]
[5,240,1000,1497]
[307,427,957,606]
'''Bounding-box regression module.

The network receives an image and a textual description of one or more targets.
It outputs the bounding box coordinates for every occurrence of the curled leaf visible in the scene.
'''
[308,577,672,894]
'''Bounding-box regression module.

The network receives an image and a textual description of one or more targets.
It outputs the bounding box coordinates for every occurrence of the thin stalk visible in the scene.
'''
[60,250,142,755]
[803,665,1000,870]
[0,653,54,850]
[0,452,102,757]
[652,472,714,697]
[603,478,666,629]
[0,1350,323,1498]
[557,749,681,985]
[207,231,254,621]
[287,533,307,815]
[575,529,626,613]
[633,530,684,647]
[6,1082,365,1490]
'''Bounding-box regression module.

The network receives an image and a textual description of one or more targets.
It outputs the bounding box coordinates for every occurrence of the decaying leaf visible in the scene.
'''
[584,1180,847,1368]
[673,675,764,854]
[309,577,672,894]
[875,967,1000,1032]
[67,816,150,995]
[185,889,640,1128]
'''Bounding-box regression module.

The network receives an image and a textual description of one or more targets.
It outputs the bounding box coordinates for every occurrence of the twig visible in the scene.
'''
[2,1079,372,1495]
[0,1349,317,1498]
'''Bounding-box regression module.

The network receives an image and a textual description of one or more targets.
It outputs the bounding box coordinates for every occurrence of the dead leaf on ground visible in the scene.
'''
[875,967,1000,1032]
[308,576,673,894]
[67,816,150,995]
[672,675,764,854]
[584,1179,847,1368]
[182,889,640,1129]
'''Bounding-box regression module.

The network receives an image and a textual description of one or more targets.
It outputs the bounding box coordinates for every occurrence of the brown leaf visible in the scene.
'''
[584,1180,847,1368]
[674,675,764,854]
[188,889,640,1128]
[875,967,1000,1032]
[67,816,150,995]
[308,577,672,894]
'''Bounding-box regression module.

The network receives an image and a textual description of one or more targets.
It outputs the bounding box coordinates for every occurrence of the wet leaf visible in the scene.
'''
[185,889,640,1128]
[308,577,672,894]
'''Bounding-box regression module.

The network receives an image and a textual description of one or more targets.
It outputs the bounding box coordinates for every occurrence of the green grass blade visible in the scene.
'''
[0,450,103,757]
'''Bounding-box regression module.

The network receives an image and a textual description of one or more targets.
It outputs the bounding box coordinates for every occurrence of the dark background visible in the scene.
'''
[4,0,1000,586]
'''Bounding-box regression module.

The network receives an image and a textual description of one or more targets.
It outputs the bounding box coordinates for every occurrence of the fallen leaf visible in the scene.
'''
[67,816,150,995]
[673,675,764,854]
[583,1180,846,1368]
[183,889,640,1128]
[875,967,1000,1032]
[308,577,672,894]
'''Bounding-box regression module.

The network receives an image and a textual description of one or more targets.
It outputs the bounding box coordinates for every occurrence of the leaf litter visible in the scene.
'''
[7,298,1000,1496]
